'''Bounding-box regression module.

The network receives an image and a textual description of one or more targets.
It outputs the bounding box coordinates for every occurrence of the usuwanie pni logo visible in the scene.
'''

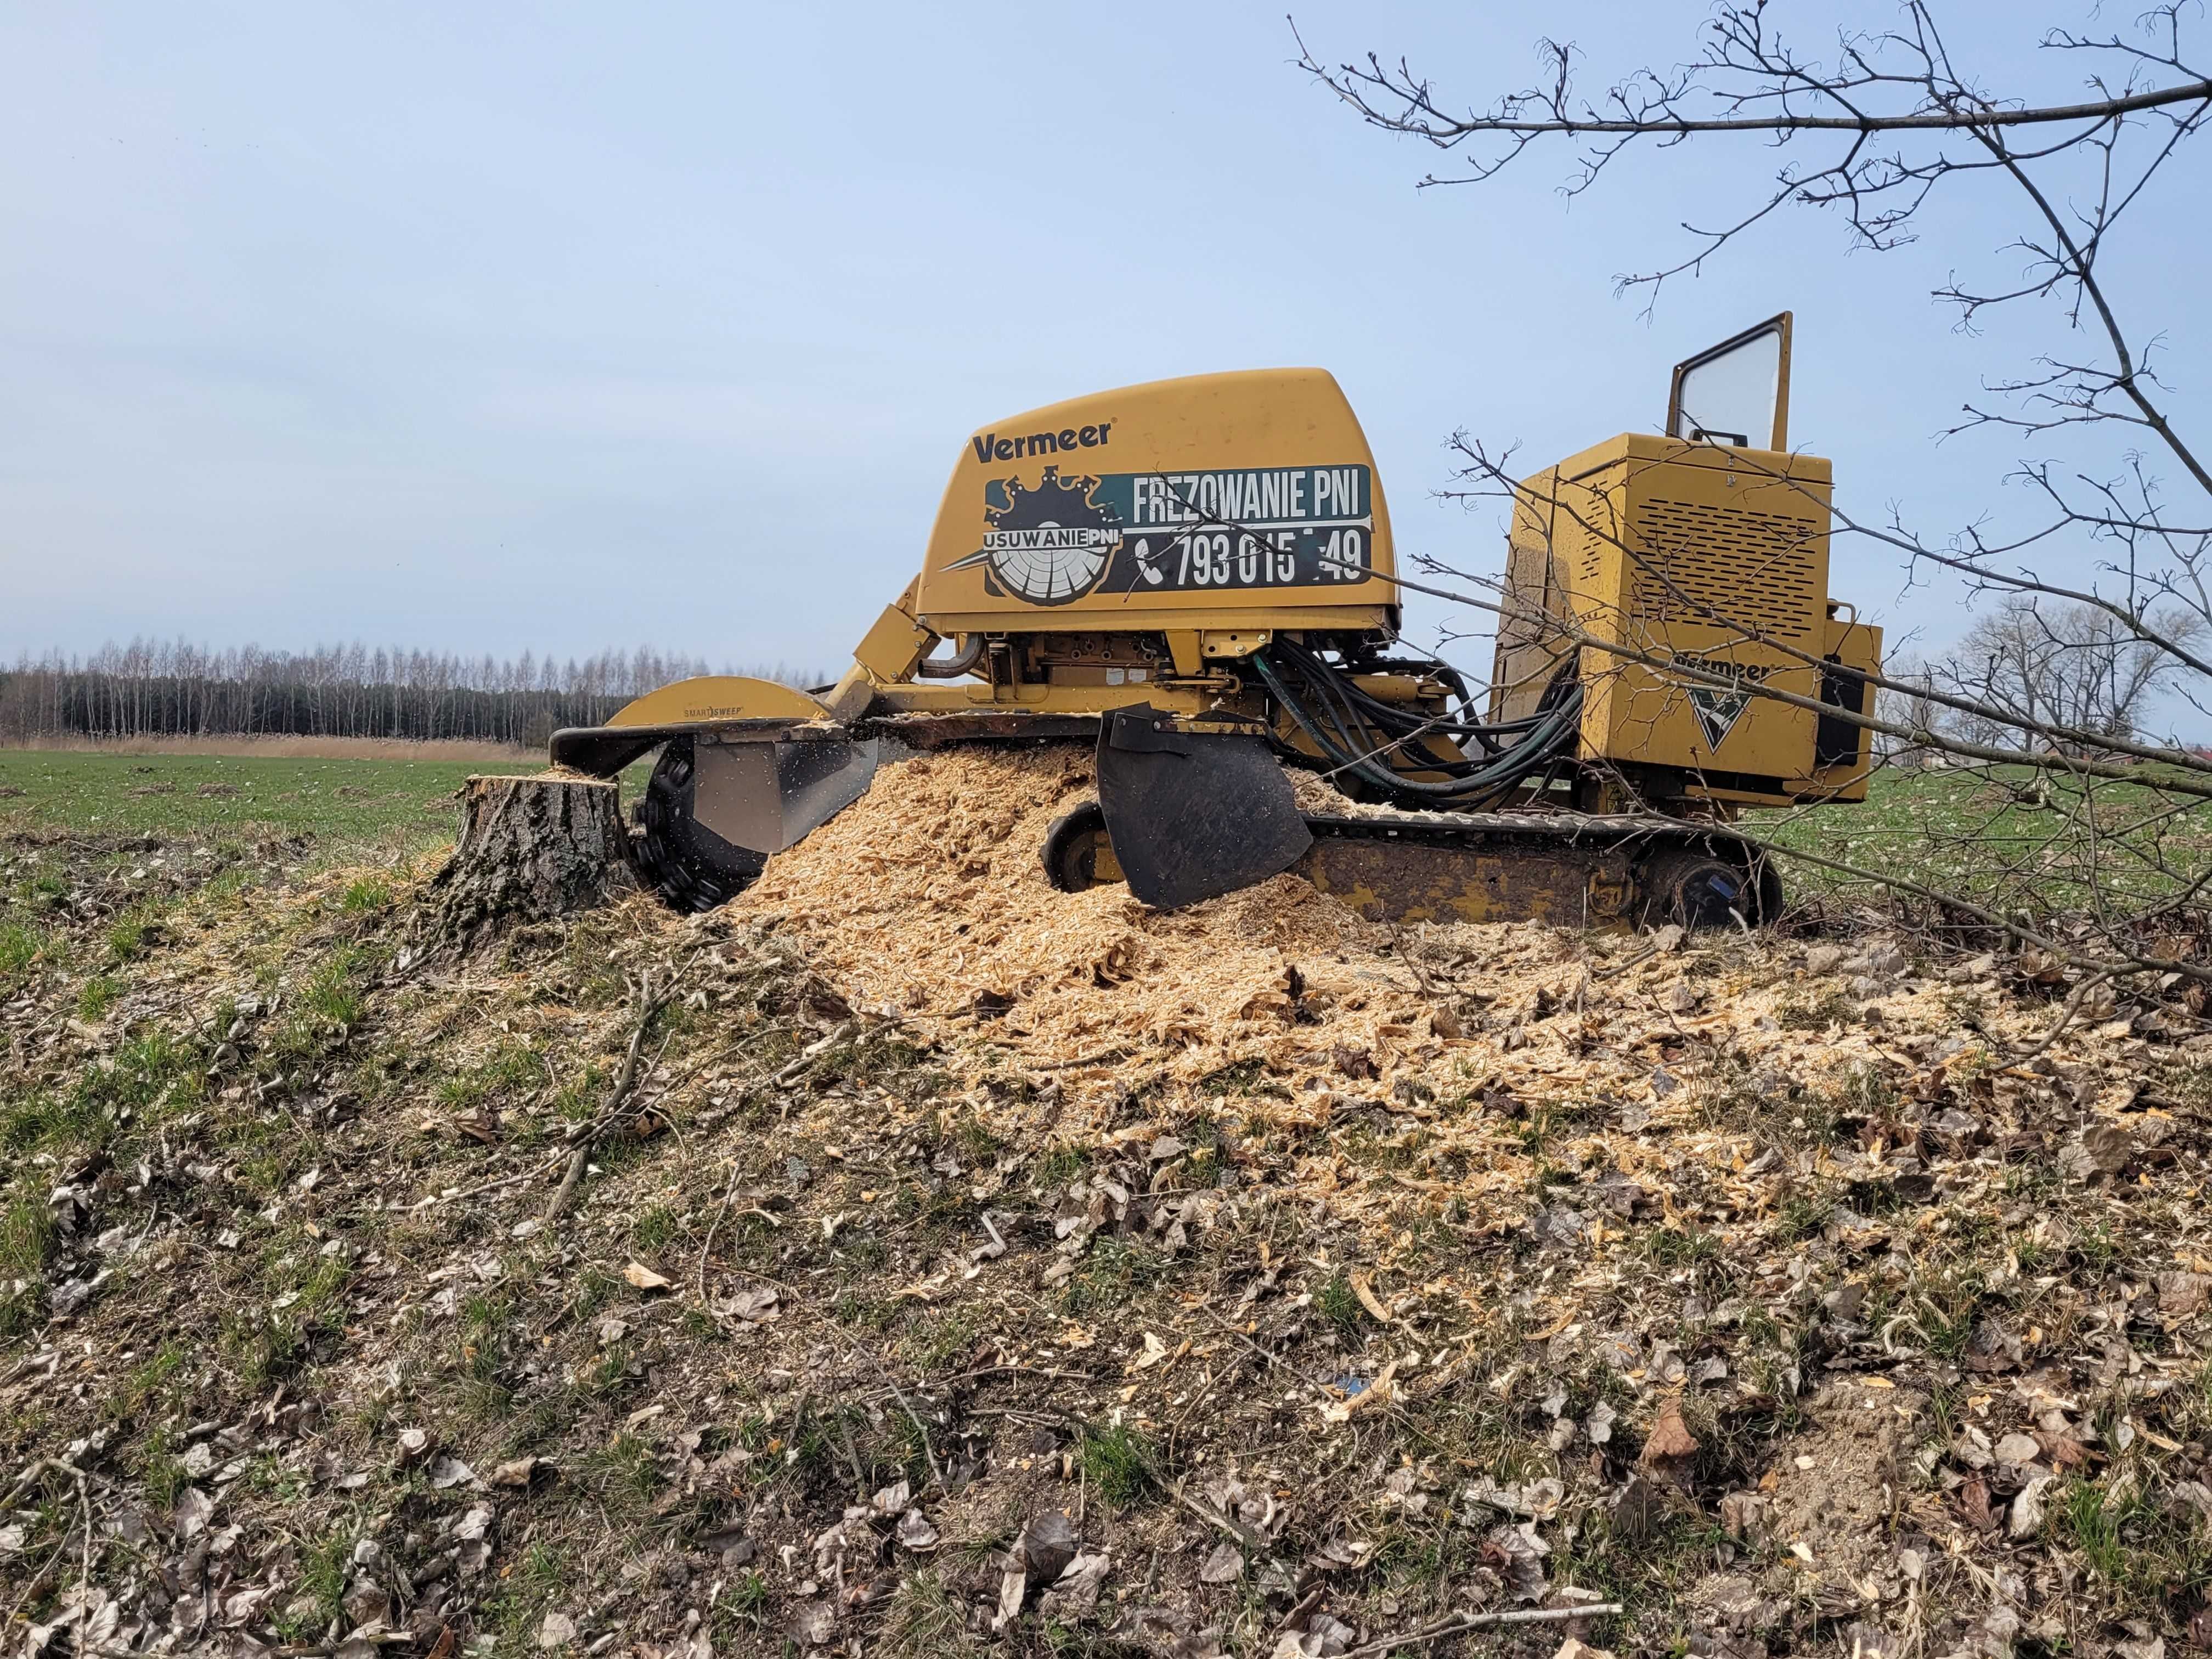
[944,462,1376,606]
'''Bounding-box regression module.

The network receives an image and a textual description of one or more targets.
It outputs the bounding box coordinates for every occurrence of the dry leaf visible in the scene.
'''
[430,1454,481,1489]
[1640,1400,1699,1467]
[624,1261,673,1291]
[788,1602,835,1647]
[1956,1475,1997,1532]
[173,1486,213,1539]
[1043,1548,1112,1615]
[1348,1270,1392,1324]
[1199,1540,1245,1583]
[719,1285,781,1323]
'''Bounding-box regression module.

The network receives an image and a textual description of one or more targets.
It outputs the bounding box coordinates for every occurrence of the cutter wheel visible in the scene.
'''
[631,740,769,913]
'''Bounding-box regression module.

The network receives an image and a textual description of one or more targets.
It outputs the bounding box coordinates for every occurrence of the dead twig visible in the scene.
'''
[545,972,673,1225]
[2009,968,2120,1066]
[0,1458,94,1635]
[1031,1046,1131,1071]
[1336,1602,1626,1659]
[1387,922,1436,997]
[838,1334,947,1495]
[0,1454,89,1510]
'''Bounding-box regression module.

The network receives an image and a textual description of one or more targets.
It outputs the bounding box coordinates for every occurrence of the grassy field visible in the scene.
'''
[1754,762,2212,914]
[0,749,498,847]
[5,745,2205,928]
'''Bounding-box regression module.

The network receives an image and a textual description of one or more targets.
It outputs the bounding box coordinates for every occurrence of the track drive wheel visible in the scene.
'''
[1640,847,1778,930]
[1040,800,1114,892]
[632,739,767,913]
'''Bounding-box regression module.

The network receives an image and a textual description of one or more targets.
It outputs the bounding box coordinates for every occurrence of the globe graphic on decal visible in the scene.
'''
[978,468,1121,605]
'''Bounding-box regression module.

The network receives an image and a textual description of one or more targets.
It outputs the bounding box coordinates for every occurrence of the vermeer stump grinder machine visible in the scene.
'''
[552,314,1881,929]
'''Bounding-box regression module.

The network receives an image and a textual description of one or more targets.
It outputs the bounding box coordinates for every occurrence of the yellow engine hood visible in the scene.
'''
[913,368,1398,637]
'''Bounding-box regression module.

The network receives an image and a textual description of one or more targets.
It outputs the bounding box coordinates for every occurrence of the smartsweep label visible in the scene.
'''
[946,465,1374,606]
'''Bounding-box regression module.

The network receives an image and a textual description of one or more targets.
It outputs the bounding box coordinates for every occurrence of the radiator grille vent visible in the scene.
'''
[1631,498,1822,640]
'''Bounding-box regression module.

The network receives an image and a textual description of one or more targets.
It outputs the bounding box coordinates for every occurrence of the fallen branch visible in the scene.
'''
[1338,1602,1626,1659]
[0,1455,90,1510]
[0,1458,94,1637]
[838,1334,947,1495]
[545,974,673,1226]
[771,1019,857,1087]
[2009,968,2121,1066]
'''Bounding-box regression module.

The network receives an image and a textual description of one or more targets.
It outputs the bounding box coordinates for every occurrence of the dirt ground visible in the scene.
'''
[4,745,2211,1658]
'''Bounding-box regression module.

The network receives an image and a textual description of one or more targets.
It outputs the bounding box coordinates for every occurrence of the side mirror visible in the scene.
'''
[1667,312,1792,450]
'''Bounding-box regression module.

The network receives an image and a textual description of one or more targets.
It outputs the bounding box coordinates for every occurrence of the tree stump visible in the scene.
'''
[411,773,635,958]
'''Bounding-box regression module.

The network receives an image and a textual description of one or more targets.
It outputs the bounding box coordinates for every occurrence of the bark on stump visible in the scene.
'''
[413,773,634,957]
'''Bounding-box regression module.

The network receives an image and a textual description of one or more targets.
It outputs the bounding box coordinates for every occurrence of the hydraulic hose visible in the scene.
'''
[914,634,988,679]
[1252,646,1583,808]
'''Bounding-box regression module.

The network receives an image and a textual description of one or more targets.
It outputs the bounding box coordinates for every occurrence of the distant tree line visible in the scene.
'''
[0,640,824,747]
[1875,596,2205,767]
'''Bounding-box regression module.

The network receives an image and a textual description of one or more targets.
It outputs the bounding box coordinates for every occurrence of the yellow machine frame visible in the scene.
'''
[569,334,1878,853]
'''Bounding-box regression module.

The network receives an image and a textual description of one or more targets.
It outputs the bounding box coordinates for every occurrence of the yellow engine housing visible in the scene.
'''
[1493,433,1879,805]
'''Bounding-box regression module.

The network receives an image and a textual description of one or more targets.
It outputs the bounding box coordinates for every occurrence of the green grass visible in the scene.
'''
[1077,1423,1158,1506]
[340,874,394,913]
[105,904,161,963]
[1316,1268,1368,1337]
[0,1195,55,1277]
[437,1041,550,1110]
[302,947,373,1028]
[0,922,43,978]
[1755,763,2212,914]
[879,1571,974,1657]
[0,751,489,844]
[1,1025,206,1156]
[76,975,122,1021]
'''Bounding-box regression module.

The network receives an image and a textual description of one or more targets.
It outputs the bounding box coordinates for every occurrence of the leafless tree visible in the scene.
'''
[1299,1,2212,996]
[1872,653,1940,769]
[1937,594,2205,749]
[0,641,823,748]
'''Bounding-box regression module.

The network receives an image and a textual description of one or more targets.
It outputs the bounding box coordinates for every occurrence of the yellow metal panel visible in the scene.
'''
[870,681,1243,719]
[853,600,935,683]
[607,676,825,726]
[913,369,1396,633]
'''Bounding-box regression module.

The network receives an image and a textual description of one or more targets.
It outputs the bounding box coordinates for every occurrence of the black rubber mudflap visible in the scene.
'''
[1095,706,1312,909]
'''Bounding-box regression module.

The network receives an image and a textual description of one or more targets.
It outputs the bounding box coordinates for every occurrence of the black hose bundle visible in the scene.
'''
[1252,638,1582,811]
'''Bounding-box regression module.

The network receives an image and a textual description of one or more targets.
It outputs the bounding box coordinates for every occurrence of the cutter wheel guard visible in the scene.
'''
[550,329,1879,930]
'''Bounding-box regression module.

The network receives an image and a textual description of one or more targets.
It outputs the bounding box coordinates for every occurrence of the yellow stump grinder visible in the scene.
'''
[551,314,1881,929]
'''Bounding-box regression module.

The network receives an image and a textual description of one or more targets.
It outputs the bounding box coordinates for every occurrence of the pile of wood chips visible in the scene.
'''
[732,746,2097,1184]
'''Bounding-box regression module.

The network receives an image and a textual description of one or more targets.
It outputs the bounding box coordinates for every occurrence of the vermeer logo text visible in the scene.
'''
[970,423,1113,463]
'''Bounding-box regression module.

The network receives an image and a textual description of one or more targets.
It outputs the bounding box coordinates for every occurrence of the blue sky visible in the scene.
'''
[2,2,2203,712]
